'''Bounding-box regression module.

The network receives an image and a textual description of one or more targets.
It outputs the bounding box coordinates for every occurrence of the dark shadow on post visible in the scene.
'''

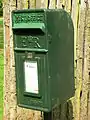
[44,112,52,120]
[44,105,61,120]
[60,100,74,120]
[66,100,74,120]
[44,100,73,120]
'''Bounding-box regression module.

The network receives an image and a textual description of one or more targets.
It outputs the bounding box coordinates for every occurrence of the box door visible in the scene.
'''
[15,52,51,112]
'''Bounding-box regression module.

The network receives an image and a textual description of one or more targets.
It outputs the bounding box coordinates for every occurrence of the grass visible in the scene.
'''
[0,18,3,49]
[0,17,4,120]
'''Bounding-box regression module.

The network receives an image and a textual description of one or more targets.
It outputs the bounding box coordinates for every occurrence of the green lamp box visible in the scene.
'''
[12,9,74,112]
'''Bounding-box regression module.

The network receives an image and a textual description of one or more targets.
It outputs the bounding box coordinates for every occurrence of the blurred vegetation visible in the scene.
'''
[0,18,3,49]
[0,0,3,16]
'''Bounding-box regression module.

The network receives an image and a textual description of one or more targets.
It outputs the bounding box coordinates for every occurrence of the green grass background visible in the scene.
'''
[0,18,3,48]
[0,18,4,120]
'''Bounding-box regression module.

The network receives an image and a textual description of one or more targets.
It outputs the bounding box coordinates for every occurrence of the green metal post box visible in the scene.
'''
[12,9,74,112]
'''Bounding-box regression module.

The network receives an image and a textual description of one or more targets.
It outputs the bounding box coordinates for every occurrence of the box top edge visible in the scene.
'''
[12,9,64,13]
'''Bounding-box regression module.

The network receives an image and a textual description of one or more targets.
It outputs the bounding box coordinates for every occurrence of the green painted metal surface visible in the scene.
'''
[12,9,74,112]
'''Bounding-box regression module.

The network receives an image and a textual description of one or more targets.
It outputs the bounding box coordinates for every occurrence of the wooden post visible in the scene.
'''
[3,0,90,120]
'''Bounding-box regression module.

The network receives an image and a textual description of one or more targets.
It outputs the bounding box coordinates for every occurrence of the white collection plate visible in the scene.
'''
[24,61,39,94]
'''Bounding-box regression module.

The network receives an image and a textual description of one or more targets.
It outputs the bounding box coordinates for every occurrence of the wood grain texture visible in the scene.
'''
[65,0,72,13]
[3,0,90,120]
[49,0,56,8]
[57,0,63,8]
[30,0,36,8]
[3,0,11,119]
[87,6,90,120]
[80,1,90,120]
[71,1,81,119]
[36,0,41,8]
[41,0,48,8]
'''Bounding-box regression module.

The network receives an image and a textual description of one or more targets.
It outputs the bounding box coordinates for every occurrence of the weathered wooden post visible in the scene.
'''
[3,0,90,120]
